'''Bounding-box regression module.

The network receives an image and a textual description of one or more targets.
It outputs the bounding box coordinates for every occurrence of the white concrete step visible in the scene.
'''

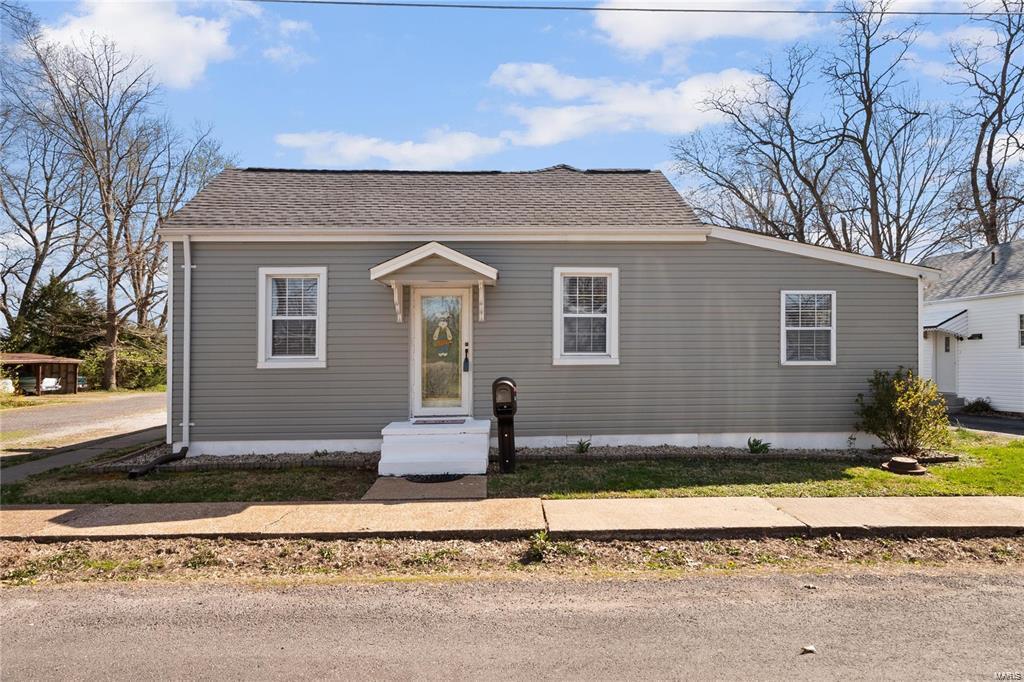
[379,418,491,476]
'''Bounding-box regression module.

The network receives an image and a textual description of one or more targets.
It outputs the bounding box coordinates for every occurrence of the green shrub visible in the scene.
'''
[81,339,166,390]
[855,368,951,455]
[962,397,994,415]
[575,438,592,454]
[747,437,771,454]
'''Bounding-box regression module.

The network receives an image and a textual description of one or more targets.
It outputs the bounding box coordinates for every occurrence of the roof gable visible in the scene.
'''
[370,242,498,282]
[921,240,1024,300]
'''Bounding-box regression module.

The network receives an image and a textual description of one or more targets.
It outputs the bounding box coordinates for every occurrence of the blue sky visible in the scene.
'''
[32,1,978,175]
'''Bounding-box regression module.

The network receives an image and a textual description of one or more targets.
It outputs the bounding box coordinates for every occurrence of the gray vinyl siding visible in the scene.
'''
[169,238,918,443]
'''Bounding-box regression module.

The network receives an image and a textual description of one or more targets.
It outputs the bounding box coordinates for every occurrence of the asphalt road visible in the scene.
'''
[1,392,165,454]
[952,413,1024,436]
[1,392,165,435]
[2,570,1022,680]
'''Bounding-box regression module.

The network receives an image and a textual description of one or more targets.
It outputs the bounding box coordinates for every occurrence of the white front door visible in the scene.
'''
[411,287,472,417]
[934,333,958,393]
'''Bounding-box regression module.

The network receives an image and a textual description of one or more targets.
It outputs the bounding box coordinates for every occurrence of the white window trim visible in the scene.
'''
[780,290,837,366]
[257,266,327,369]
[553,267,619,366]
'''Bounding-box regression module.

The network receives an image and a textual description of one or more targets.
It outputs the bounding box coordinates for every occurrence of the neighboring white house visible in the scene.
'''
[920,240,1024,413]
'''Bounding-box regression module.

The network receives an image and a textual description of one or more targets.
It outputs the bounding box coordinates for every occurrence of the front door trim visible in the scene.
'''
[410,286,473,417]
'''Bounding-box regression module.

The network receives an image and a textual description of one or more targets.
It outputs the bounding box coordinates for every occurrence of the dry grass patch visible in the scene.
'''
[2,535,1021,586]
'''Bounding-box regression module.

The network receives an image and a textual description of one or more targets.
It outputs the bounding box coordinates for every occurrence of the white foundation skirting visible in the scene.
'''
[177,431,881,457]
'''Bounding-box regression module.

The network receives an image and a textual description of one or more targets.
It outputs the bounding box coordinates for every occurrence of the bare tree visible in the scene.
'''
[5,27,227,386]
[824,1,964,261]
[948,0,1024,246]
[0,2,95,338]
[0,118,95,335]
[674,0,964,263]
[674,46,856,250]
[122,126,230,328]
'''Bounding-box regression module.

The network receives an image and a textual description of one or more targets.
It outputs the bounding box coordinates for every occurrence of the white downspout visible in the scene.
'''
[182,236,192,450]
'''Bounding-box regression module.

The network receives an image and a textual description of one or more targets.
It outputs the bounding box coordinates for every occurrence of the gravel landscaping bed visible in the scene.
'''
[92,442,894,475]
[92,444,378,473]
[496,444,892,462]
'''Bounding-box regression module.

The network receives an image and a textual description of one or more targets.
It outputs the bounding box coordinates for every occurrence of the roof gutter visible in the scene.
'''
[156,226,712,243]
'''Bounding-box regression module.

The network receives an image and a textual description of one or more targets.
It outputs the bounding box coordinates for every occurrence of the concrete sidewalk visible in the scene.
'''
[1,426,165,484]
[1,496,1022,541]
[0,499,546,541]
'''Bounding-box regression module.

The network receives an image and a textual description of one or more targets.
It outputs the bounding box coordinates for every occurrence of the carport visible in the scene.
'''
[0,352,82,395]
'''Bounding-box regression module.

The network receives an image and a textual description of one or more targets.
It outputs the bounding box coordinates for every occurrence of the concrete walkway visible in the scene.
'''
[1,426,164,484]
[1,496,1021,541]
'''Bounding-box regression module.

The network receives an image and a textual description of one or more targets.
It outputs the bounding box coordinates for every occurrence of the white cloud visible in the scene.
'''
[263,44,315,68]
[276,64,757,169]
[593,0,820,57]
[906,52,954,80]
[262,17,316,68]
[42,0,233,89]
[274,130,507,169]
[489,63,606,100]
[917,24,999,50]
[495,64,757,146]
[278,19,314,36]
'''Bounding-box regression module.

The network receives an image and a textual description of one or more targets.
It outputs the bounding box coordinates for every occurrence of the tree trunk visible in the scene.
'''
[102,319,118,391]
[103,245,118,390]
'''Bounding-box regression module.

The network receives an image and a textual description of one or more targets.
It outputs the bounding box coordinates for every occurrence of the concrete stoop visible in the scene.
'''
[378,419,490,476]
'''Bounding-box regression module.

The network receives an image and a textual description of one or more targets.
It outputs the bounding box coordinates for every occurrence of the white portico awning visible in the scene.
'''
[370,242,498,322]
[923,309,968,338]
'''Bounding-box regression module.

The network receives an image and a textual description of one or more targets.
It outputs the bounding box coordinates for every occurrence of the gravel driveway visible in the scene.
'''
[1,569,1021,679]
[1,392,166,455]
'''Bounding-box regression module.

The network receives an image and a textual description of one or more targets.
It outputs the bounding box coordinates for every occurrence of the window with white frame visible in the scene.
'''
[257,267,327,368]
[553,267,619,365]
[781,290,836,365]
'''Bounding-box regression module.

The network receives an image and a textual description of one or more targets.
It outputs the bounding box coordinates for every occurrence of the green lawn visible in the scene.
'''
[2,428,1020,504]
[487,429,1024,499]
[0,466,378,504]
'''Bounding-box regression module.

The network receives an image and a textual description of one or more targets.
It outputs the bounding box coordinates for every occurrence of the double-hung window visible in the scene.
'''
[257,267,327,368]
[553,267,619,365]
[781,290,836,365]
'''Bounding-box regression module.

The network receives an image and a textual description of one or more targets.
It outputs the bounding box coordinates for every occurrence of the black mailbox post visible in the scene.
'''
[492,377,517,473]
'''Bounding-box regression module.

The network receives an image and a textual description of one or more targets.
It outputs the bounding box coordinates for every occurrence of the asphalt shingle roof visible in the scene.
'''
[920,240,1024,300]
[158,165,701,232]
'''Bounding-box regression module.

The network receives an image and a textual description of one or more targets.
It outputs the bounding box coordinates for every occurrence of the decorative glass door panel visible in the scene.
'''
[413,289,471,415]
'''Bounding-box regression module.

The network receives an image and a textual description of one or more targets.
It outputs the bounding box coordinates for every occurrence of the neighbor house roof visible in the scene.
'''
[0,352,82,365]
[920,240,1024,301]
[158,165,702,233]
